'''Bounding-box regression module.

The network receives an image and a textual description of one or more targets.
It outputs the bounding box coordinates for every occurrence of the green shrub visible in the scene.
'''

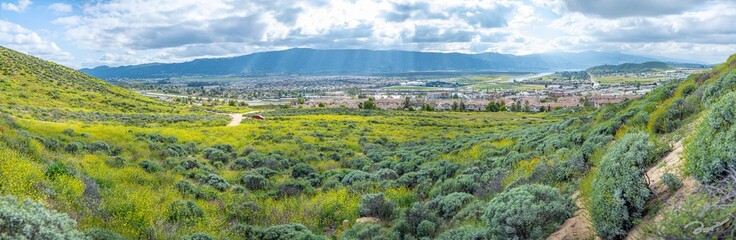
[263,223,325,240]
[342,223,397,240]
[484,184,574,240]
[64,141,83,153]
[62,128,75,136]
[590,132,654,239]
[105,156,127,168]
[686,92,736,183]
[46,162,72,180]
[436,225,487,240]
[202,173,230,191]
[203,148,230,164]
[427,192,474,219]
[359,193,395,220]
[85,228,125,240]
[139,160,161,173]
[228,200,260,223]
[174,180,213,200]
[167,200,204,224]
[395,203,440,238]
[661,172,682,191]
[231,157,252,170]
[291,163,316,179]
[0,195,85,239]
[240,173,268,190]
[182,232,216,240]
[277,179,315,197]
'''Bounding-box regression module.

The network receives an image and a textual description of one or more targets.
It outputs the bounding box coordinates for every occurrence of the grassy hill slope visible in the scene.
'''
[0,46,176,113]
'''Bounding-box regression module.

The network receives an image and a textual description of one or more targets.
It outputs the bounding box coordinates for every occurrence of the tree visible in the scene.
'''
[359,98,378,110]
[484,184,575,239]
[403,97,411,110]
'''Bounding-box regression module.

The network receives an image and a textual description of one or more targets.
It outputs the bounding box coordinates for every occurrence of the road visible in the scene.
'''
[227,111,262,126]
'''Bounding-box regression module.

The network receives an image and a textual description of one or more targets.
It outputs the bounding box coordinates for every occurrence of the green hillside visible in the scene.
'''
[1,48,736,239]
[0,46,176,113]
[586,61,673,74]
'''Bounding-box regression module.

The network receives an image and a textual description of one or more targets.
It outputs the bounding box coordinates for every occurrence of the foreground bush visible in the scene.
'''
[167,200,205,225]
[686,92,736,183]
[359,193,395,221]
[0,195,85,239]
[590,132,654,239]
[484,184,574,240]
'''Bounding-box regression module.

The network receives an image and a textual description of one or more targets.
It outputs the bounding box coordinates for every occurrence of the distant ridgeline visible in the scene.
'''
[586,61,708,74]
[81,48,668,79]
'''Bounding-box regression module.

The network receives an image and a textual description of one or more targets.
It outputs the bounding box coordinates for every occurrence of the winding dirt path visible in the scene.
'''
[547,191,598,240]
[226,111,261,127]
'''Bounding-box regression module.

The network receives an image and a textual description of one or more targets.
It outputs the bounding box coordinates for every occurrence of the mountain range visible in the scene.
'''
[80,48,686,79]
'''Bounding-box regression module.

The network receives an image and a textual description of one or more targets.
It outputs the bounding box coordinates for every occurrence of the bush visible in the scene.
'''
[590,132,655,239]
[229,200,260,223]
[395,203,440,238]
[342,223,397,240]
[427,192,474,219]
[86,141,111,154]
[231,157,252,170]
[167,200,204,224]
[139,160,161,173]
[201,174,229,191]
[105,156,127,168]
[341,170,372,185]
[85,228,126,240]
[203,148,230,164]
[45,162,72,180]
[64,141,83,153]
[240,173,268,190]
[62,128,75,136]
[436,225,487,240]
[263,223,325,240]
[661,172,683,192]
[484,184,575,240]
[277,179,315,197]
[291,163,316,179]
[182,233,216,240]
[0,195,85,239]
[359,193,395,220]
[686,92,736,183]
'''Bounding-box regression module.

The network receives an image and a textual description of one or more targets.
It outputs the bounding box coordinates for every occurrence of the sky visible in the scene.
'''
[1,0,735,69]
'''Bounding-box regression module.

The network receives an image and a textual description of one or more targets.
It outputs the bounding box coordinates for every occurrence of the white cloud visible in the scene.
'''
[48,3,72,13]
[0,20,75,67]
[36,0,736,66]
[1,0,31,12]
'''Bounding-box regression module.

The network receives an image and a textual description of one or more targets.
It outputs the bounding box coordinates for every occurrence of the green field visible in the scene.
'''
[596,75,667,84]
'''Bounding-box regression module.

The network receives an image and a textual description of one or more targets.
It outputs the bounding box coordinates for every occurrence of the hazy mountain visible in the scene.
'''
[81,48,661,79]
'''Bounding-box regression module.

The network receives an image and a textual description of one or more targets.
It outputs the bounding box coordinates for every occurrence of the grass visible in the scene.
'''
[597,75,666,85]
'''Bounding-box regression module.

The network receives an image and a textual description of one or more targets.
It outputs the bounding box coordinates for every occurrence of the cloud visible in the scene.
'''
[0,20,74,66]
[48,3,72,13]
[563,0,703,18]
[1,0,31,12]
[31,0,735,66]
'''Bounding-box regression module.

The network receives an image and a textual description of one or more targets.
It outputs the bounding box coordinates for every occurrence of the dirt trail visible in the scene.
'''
[549,140,698,240]
[226,111,261,126]
[547,192,598,240]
